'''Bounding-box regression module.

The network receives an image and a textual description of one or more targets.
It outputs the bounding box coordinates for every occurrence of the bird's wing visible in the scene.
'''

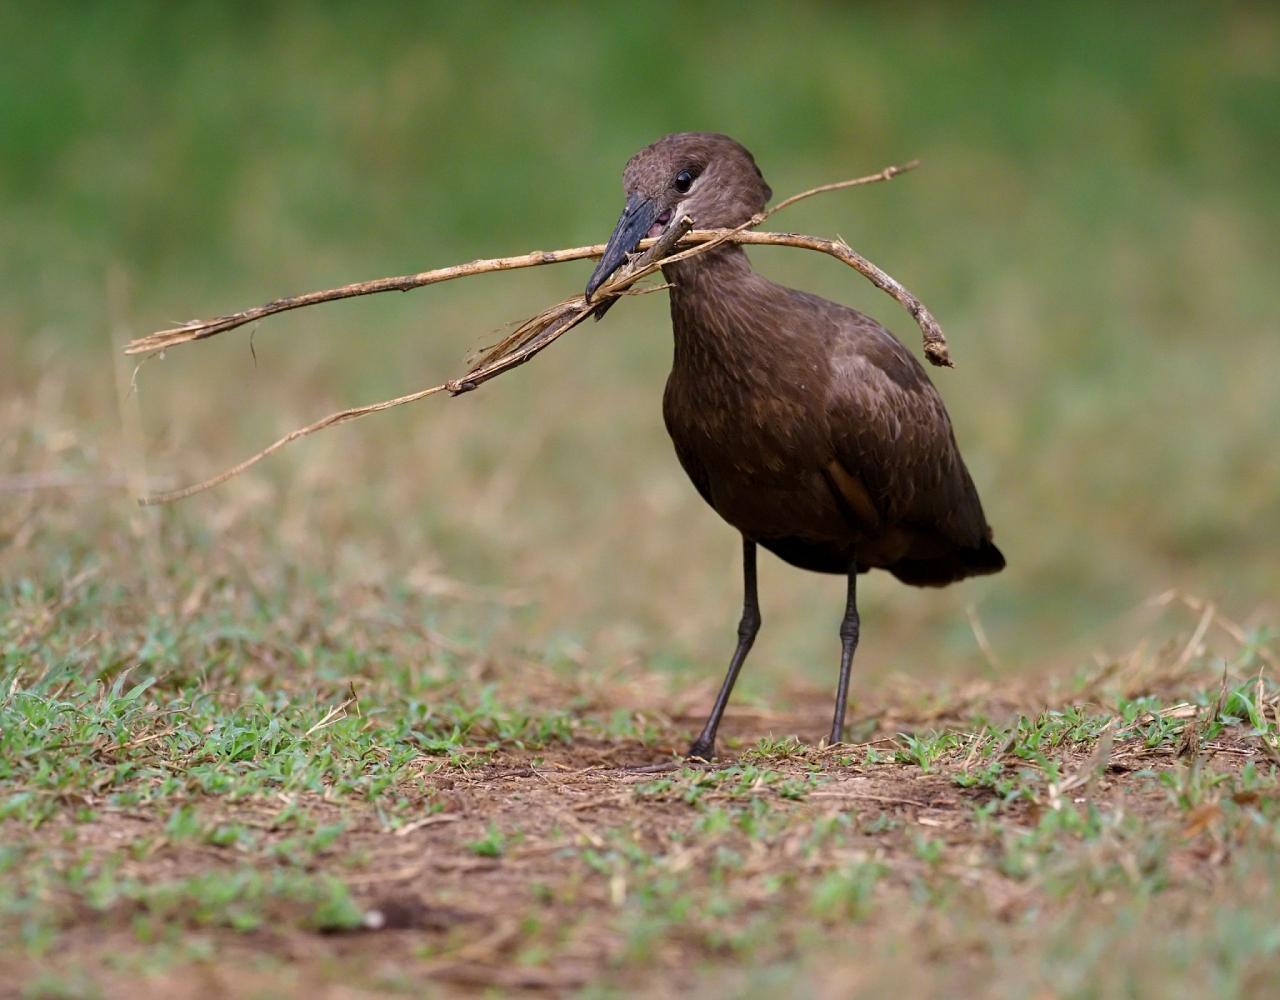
[820,304,990,549]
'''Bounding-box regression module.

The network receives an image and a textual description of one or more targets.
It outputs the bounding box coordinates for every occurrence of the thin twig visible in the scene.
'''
[140,383,449,505]
[765,160,918,215]
[124,244,609,356]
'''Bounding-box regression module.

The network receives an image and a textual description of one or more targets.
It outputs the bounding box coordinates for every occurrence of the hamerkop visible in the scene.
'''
[586,133,1004,759]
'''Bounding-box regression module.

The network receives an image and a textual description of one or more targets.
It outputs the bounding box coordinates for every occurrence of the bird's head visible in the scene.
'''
[585,132,772,301]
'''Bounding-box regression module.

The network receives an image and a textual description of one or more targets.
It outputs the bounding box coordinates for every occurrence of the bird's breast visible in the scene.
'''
[662,361,856,545]
[663,363,822,479]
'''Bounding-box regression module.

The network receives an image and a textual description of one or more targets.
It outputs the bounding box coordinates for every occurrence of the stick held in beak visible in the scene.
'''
[585,195,660,302]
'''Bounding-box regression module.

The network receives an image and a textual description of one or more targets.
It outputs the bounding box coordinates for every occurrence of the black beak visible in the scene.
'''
[585,194,661,302]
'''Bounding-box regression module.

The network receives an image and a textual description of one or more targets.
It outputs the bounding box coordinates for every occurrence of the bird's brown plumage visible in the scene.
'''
[585,132,1003,755]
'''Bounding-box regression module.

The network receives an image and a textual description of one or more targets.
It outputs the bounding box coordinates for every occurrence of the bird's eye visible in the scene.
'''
[673,168,696,194]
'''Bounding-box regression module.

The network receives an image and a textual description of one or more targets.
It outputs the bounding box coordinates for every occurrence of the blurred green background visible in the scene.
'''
[3,2,1278,695]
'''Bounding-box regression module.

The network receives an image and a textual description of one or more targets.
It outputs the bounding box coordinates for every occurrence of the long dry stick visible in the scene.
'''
[125,160,924,357]
[134,160,950,506]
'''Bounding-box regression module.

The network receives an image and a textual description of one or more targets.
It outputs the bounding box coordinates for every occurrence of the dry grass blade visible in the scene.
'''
[133,161,953,505]
[304,695,356,737]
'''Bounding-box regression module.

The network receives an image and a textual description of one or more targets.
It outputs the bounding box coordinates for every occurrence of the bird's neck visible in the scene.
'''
[664,245,773,371]
[663,243,755,299]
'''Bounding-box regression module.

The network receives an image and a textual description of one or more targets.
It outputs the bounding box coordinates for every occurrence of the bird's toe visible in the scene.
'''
[686,739,716,761]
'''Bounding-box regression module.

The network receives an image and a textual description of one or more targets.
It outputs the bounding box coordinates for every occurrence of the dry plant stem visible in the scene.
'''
[124,244,609,356]
[124,160,922,357]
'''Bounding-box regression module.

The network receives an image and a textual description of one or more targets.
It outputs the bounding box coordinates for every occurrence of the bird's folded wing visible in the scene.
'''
[823,318,988,549]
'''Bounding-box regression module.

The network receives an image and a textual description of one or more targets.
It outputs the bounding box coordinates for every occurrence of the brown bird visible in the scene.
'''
[586,133,1004,759]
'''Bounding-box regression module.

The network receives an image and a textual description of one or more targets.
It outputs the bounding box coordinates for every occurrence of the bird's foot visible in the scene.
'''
[686,738,716,761]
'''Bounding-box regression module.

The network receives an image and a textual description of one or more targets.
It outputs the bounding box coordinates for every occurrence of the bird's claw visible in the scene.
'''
[686,740,716,761]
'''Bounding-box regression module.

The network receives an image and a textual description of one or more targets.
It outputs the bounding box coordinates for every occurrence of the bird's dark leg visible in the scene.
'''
[829,564,860,745]
[687,537,761,760]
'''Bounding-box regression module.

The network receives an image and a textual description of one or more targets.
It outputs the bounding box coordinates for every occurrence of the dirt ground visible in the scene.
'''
[6,656,1279,999]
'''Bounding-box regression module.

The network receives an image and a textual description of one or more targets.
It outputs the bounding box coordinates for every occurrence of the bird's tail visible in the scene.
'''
[888,539,1006,588]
